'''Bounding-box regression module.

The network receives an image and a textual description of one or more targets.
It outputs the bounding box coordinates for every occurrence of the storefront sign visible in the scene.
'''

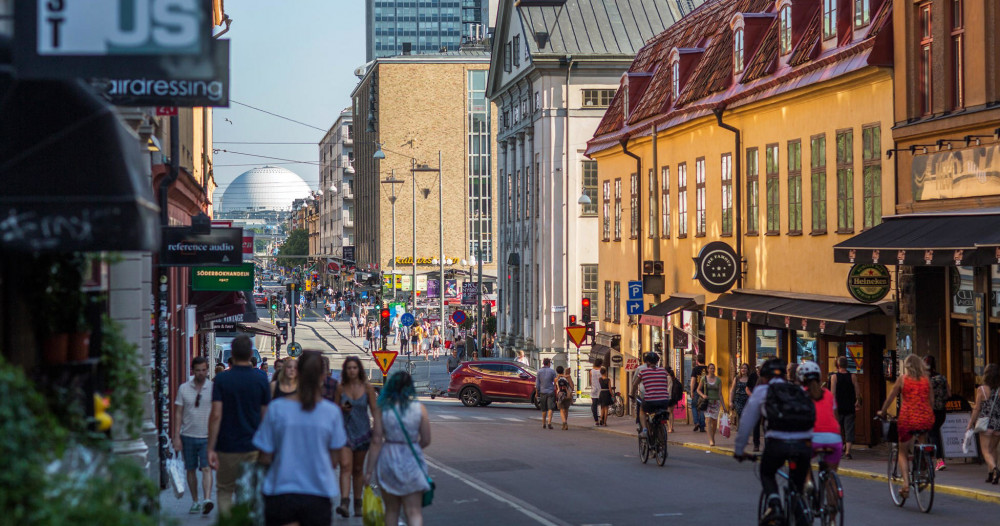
[912,142,1000,201]
[395,256,455,266]
[974,292,986,376]
[161,226,242,266]
[242,231,254,262]
[461,282,477,305]
[101,39,230,107]
[940,412,978,458]
[846,264,891,303]
[192,264,254,291]
[693,241,739,294]
[343,245,355,263]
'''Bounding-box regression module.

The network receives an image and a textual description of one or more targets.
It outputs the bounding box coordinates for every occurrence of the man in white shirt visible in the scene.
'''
[590,359,604,425]
[173,357,215,515]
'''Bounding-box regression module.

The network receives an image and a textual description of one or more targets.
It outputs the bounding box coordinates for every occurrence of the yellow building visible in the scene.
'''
[587,0,895,445]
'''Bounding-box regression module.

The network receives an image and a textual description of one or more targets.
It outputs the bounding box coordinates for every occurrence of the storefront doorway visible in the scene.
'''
[820,335,886,446]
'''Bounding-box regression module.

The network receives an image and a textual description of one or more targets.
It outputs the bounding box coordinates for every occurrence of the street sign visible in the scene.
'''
[566,326,587,348]
[287,342,303,358]
[626,300,644,315]
[373,350,398,376]
[628,281,643,300]
[550,305,567,313]
[450,310,467,325]
[191,263,254,291]
[400,313,415,327]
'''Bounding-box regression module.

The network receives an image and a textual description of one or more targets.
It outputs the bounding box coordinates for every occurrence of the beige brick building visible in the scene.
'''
[351,52,498,299]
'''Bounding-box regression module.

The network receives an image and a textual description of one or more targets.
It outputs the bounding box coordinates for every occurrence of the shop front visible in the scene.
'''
[638,294,705,403]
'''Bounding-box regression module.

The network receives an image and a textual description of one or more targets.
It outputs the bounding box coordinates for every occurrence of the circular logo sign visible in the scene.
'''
[400,313,415,327]
[287,342,303,357]
[694,242,739,294]
[847,264,891,303]
[610,354,623,365]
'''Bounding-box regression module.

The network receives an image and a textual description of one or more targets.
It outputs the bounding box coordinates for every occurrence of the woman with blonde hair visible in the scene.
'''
[271,357,297,399]
[966,363,1000,484]
[878,354,935,499]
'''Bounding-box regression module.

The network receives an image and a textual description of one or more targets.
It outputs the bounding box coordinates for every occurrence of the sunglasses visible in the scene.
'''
[195,393,202,408]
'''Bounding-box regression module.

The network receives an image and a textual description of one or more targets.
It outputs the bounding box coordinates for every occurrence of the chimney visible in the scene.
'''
[402,42,412,55]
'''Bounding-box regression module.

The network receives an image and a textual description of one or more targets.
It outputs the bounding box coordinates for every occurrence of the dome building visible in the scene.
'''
[218,166,314,213]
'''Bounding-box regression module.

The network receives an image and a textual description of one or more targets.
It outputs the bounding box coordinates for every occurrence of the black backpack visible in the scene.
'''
[764,382,815,432]
[669,377,683,404]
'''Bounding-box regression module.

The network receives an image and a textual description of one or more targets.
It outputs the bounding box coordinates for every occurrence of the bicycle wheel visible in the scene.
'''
[758,491,768,524]
[638,435,649,463]
[614,394,625,417]
[655,425,667,466]
[819,471,844,526]
[913,449,935,513]
[887,444,906,507]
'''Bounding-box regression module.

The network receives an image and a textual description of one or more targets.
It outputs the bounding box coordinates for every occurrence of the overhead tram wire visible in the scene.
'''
[213,149,322,166]
[214,141,320,145]
[229,100,327,132]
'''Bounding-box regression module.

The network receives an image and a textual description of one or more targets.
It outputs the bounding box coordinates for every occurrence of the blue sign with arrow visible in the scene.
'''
[626,300,644,315]
[628,281,643,300]
[400,313,415,327]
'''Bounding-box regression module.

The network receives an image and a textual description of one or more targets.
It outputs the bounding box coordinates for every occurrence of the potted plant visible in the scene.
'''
[32,255,88,364]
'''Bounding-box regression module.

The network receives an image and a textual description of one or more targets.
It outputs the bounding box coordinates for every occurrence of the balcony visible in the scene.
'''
[342,210,354,228]
[342,183,354,200]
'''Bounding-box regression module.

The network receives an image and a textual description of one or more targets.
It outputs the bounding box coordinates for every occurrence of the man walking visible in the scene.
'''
[690,354,707,432]
[590,359,604,425]
[173,357,214,515]
[536,358,558,429]
[830,356,860,459]
[446,348,461,374]
[207,335,271,515]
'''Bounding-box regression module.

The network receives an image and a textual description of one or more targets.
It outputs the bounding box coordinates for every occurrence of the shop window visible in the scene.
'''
[695,158,706,236]
[854,0,870,29]
[952,266,975,316]
[746,148,759,235]
[810,134,827,234]
[630,172,639,239]
[823,0,837,39]
[722,153,733,236]
[766,144,780,235]
[836,129,854,232]
[677,163,688,237]
[648,169,658,238]
[862,125,882,229]
[991,266,1000,319]
[661,166,671,239]
[787,140,802,234]
[602,180,611,241]
[614,178,622,241]
[951,0,964,109]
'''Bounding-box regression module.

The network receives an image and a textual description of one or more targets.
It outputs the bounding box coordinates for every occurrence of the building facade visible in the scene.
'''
[319,109,355,261]
[588,0,895,445]
[366,0,494,61]
[487,0,704,363]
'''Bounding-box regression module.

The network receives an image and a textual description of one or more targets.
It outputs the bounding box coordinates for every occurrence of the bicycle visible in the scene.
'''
[879,417,935,513]
[772,448,844,526]
[630,396,668,467]
[611,391,625,418]
[749,455,810,526]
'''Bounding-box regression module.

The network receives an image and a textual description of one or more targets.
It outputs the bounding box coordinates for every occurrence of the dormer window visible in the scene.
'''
[671,60,680,99]
[734,28,745,73]
[854,0,870,29]
[823,0,837,39]
[779,4,793,55]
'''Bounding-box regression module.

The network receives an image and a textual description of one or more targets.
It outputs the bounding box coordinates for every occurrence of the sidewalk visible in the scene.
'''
[563,404,1000,505]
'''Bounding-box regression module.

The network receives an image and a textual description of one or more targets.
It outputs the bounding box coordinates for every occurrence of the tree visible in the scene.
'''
[276,229,308,269]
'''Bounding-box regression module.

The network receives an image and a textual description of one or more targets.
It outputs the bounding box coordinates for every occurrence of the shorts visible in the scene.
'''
[264,493,332,526]
[181,435,208,471]
[837,412,856,443]
[557,394,574,410]
[641,399,671,414]
[812,441,843,466]
[539,392,557,411]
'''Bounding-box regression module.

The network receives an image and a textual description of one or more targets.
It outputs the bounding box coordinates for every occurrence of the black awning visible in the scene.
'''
[706,292,882,336]
[832,212,1000,266]
[588,344,611,364]
[0,74,159,252]
[639,294,703,327]
[507,252,520,266]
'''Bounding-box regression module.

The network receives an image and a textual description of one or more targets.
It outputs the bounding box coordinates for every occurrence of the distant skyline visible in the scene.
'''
[213,0,366,196]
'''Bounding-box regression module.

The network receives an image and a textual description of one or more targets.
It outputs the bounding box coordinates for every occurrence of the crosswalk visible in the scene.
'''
[429,412,539,424]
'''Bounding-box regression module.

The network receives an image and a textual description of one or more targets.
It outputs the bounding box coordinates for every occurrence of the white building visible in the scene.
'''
[319,109,355,259]
[487,0,703,361]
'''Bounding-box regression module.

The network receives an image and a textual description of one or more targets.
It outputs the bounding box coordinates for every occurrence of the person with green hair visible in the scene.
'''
[366,372,432,526]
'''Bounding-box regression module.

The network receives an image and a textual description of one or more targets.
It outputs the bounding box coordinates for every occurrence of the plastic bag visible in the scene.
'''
[166,453,186,499]
[962,429,977,455]
[719,412,731,438]
[362,485,385,526]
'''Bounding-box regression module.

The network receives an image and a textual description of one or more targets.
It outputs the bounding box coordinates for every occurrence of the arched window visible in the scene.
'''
[671,59,680,99]
[734,28,745,73]
[779,5,793,54]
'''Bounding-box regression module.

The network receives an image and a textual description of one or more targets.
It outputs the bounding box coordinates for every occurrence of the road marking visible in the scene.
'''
[654,513,683,517]
[452,498,479,504]
[437,415,459,420]
[425,456,572,526]
[501,417,523,422]
[472,416,492,421]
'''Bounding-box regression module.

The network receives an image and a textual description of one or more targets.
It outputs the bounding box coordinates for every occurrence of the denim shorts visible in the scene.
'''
[181,436,209,471]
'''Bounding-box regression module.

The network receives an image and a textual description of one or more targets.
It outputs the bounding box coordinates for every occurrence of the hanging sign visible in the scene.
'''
[693,241,739,294]
[192,263,254,291]
[461,282,477,304]
[101,40,230,107]
[974,293,986,376]
[846,264,891,303]
[161,227,242,267]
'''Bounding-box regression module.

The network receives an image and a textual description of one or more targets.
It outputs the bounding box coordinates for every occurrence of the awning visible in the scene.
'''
[588,344,611,364]
[639,294,703,327]
[833,212,1000,266]
[705,291,883,336]
[595,331,621,348]
[0,71,159,252]
[193,291,247,324]
[506,252,520,266]
[235,321,280,337]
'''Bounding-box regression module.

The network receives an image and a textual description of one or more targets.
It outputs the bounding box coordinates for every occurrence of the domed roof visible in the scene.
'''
[220,166,313,212]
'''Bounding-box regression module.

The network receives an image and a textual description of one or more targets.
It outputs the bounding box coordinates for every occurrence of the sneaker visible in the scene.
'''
[761,495,783,524]
[188,502,202,514]
[201,500,214,515]
[936,460,946,471]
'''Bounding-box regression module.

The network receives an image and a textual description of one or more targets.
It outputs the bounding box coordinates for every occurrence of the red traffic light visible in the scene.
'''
[569,315,577,325]
[380,308,390,319]
[582,298,591,307]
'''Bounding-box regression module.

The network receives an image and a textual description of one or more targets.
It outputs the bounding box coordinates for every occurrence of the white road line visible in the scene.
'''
[501,417,523,422]
[472,416,492,421]
[425,456,572,526]
[437,415,459,420]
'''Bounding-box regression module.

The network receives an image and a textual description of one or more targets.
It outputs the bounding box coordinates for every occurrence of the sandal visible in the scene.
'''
[899,486,910,499]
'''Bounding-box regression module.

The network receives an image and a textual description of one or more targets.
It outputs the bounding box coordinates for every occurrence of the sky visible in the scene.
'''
[212,0,367,195]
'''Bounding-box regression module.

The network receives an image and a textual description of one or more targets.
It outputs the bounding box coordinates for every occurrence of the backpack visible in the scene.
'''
[669,376,683,404]
[765,382,815,432]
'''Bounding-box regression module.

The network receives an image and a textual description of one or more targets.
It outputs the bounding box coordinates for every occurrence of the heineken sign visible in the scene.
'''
[192,263,254,291]
[847,264,891,303]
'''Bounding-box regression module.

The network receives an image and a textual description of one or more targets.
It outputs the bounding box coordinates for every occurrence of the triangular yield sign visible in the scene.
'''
[372,350,398,376]
[565,326,587,348]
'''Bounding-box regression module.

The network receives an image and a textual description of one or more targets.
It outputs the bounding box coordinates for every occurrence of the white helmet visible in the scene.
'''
[796,360,822,384]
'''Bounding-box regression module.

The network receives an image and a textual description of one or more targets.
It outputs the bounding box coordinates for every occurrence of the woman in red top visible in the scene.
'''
[797,362,842,470]
[878,354,935,498]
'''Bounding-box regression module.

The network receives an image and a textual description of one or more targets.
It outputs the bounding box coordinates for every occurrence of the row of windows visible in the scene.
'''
[600,125,882,242]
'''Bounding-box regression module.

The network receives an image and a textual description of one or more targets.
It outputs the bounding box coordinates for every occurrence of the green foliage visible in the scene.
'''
[277,228,309,268]
[101,314,145,438]
[483,315,497,335]
[28,253,88,334]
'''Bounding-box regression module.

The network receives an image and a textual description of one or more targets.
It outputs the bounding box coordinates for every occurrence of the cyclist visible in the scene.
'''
[734,358,814,525]
[798,361,842,472]
[629,352,671,438]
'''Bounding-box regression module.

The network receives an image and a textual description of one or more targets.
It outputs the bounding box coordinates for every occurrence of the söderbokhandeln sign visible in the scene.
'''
[160,227,242,266]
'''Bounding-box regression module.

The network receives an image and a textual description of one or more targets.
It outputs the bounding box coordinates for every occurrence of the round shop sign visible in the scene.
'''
[693,241,739,294]
[847,264,891,303]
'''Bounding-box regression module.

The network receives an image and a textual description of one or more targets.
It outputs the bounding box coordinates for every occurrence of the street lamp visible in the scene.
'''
[381,171,404,301]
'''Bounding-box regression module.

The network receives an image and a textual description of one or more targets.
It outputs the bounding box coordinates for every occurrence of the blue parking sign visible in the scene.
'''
[628,281,643,300]
[626,300,644,315]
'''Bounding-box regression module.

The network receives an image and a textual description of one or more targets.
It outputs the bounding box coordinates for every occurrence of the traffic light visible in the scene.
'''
[569,314,577,325]
[379,308,391,335]
[269,295,278,311]
[581,297,591,323]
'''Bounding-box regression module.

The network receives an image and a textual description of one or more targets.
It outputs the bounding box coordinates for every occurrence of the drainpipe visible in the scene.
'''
[564,56,574,379]
[650,124,662,359]
[620,137,641,357]
[714,107,743,371]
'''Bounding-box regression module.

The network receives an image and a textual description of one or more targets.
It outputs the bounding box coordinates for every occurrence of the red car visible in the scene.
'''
[448,360,540,408]
[254,293,267,306]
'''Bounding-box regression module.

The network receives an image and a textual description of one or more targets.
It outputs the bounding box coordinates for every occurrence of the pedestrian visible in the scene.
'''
[350,313,358,337]
[214,364,225,378]
[410,323,422,360]
[271,356,297,399]
[364,322,374,352]
[555,366,575,430]
[730,363,751,431]
[590,359,603,426]
[321,356,339,402]
[172,357,215,515]
[797,362,842,472]
[748,363,762,451]
[431,327,442,360]
[666,366,681,433]
[878,354,935,499]
[924,355,950,471]
[689,355,707,432]
[516,350,529,366]
[400,325,410,355]
[207,335,271,515]
[252,351,347,526]
[324,301,332,322]
[366,372,431,526]
[967,363,1000,484]
[454,336,466,361]
[535,358,557,429]
[335,356,383,518]
[446,348,461,374]
[829,356,860,459]
[786,362,799,385]
[597,367,612,426]
[696,363,727,446]
[261,362,271,382]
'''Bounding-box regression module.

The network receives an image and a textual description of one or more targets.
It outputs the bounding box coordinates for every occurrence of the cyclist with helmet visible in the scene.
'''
[630,352,672,438]
[734,358,814,525]
[798,361,842,471]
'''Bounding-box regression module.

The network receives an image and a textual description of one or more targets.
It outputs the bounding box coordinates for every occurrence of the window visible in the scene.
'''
[604,281,612,321]
[862,125,882,229]
[695,158,706,236]
[614,178,622,241]
[514,170,520,220]
[836,129,854,232]
[951,0,964,109]
[602,181,611,241]
[824,0,837,39]
[854,0,870,28]
[582,264,598,318]
[630,172,639,238]
[721,153,733,236]
[677,163,688,237]
[671,60,680,100]
[919,3,933,115]
[613,282,621,323]
[581,161,598,215]
[746,148,759,235]
[504,42,511,72]
[513,36,520,67]
[787,140,802,234]
[648,169,658,238]
[779,5,792,55]
[661,167,671,239]
[765,144,780,234]
[582,89,616,108]
[535,162,540,218]
[810,134,827,234]
[734,29,744,73]
[524,166,531,219]
[467,70,493,261]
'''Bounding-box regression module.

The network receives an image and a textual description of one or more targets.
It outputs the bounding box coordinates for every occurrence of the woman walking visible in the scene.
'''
[696,363,727,447]
[555,366,575,430]
[967,363,1000,484]
[597,367,612,426]
[252,351,347,526]
[730,363,751,431]
[878,354,935,499]
[924,355,950,471]
[334,356,383,518]
[367,372,432,526]
[431,327,442,360]
[271,357,297,399]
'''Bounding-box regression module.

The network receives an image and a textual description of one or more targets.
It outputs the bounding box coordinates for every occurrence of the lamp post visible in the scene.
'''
[381,170,403,301]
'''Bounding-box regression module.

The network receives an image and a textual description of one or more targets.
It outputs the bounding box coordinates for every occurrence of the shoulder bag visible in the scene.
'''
[391,405,435,507]
[974,386,999,434]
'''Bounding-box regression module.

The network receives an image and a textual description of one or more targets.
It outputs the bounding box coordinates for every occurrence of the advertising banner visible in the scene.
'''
[427,278,440,298]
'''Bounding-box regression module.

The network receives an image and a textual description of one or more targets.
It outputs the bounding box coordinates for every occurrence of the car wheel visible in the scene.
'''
[460,386,482,407]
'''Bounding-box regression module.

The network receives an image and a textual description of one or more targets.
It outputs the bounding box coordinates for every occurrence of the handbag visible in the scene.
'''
[974,387,999,433]
[697,397,710,412]
[391,405,435,507]
[719,411,731,438]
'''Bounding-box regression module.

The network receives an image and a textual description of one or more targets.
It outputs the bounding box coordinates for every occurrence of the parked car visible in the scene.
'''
[254,293,267,306]
[448,360,540,408]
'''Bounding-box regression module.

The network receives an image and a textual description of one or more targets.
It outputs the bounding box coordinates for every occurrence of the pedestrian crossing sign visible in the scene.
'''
[373,350,398,376]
